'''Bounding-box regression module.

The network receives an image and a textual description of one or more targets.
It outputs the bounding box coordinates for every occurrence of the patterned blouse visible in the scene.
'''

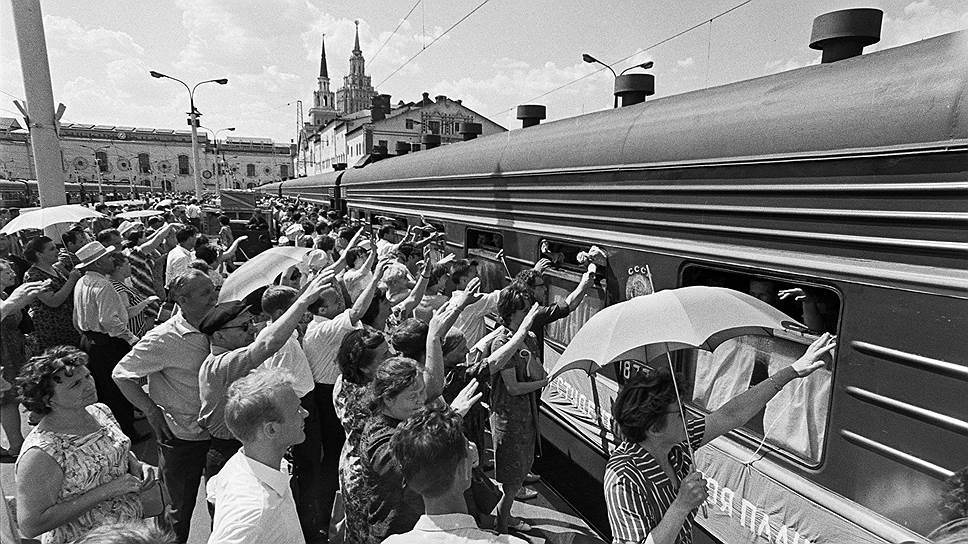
[335,377,374,544]
[23,265,80,350]
[17,403,143,544]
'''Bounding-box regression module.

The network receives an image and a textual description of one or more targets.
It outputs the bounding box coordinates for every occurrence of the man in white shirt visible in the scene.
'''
[72,240,140,440]
[207,368,308,544]
[383,407,527,544]
[165,225,197,289]
[185,198,202,229]
[302,260,386,534]
[257,285,322,541]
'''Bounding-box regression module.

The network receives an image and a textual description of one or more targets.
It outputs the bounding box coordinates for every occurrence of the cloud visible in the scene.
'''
[44,15,146,59]
[878,0,968,50]
[676,57,695,68]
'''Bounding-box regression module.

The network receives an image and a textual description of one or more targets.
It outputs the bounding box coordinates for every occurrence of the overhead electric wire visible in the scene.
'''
[490,0,753,116]
[376,0,492,88]
[370,0,422,65]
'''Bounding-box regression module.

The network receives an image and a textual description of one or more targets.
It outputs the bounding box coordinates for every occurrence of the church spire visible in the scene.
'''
[319,34,329,79]
[353,20,361,54]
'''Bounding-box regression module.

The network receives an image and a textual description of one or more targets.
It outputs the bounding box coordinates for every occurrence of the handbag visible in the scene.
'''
[469,467,501,514]
[140,478,169,519]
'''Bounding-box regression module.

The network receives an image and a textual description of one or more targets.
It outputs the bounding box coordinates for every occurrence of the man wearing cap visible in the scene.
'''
[72,240,140,440]
[198,269,336,484]
[112,269,217,543]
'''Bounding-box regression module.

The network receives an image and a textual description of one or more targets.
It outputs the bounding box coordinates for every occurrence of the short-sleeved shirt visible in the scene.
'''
[207,451,305,544]
[256,327,315,398]
[489,328,543,422]
[198,345,263,440]
[165,245,194,288]
[451,289,501,347]
[113,312,211,441]
[360,412,424,542]
[604,417,706,544]
[303,310,361,385]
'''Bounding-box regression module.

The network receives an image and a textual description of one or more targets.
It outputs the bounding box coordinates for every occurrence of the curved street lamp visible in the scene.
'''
[148,70,228,198]
[583,54,655,108]
[199,125,235,196]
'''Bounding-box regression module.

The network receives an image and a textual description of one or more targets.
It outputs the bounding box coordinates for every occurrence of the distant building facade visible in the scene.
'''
[295,24,506,177]
[0,118,292,192]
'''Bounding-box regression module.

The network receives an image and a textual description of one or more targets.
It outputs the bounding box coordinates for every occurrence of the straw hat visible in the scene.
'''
[75,241,117,268]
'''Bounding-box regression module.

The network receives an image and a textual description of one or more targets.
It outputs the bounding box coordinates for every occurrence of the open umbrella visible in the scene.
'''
[117,209,164,220]
[218,246,312,303]
[0,204,104,234]
[548,286,802,380]
[547,285,806,515]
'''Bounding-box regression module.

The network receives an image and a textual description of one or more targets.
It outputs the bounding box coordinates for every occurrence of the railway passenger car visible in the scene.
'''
[283,28,968,544]
[0,179,148,207]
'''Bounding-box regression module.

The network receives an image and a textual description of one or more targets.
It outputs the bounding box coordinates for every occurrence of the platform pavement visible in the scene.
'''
[2,408,605,544]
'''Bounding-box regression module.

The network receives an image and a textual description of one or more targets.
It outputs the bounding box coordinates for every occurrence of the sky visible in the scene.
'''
[1,0,966,144]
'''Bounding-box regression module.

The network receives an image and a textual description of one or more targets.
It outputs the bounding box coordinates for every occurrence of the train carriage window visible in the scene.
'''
[540,240,589,273]
[466,228,507,293]
[678,264,840,464]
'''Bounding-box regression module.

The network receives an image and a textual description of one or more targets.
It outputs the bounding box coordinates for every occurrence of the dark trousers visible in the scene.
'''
[313,382,344,534]
[80,331,136,438]
[157,435,210,544]
[292,390,326,543]
[205,436,243,521]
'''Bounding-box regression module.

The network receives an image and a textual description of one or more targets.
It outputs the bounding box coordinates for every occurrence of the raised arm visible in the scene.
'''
[247,270,335,365]
[136,223,175,254]
[35,269,81,308]
[218,235,248,264]
[396,255,433,314]
[564,267,594,311]
[0,280,49,319]
[702,333,835,446]
[329,226,366,275]
[486,303,542,375]
[348,259,388,325]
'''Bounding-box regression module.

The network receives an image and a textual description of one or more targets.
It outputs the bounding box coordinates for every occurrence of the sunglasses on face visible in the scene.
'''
[221,319,254,333]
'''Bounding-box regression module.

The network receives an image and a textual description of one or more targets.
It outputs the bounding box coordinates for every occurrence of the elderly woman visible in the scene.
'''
[15,346,156,543]
[22,236,83,350]
[334,327,391,544]
[604,334,835,544]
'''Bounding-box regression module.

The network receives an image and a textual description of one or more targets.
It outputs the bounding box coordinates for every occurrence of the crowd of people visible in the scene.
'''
[1,195,962,544]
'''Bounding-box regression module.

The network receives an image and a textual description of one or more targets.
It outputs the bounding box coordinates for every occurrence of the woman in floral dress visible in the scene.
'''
[15,346,156,544]
[334,327,390,544]
[22,236,82,350]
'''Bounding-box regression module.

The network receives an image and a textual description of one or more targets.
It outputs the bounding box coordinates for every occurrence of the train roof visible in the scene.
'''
[280,170,342,191]
[342,30,968,185]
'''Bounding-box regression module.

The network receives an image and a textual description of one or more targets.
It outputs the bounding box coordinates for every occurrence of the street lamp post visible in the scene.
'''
[582,53,654,108]
[148,70,228,199]
[199,126,235,198]
[77,142,111,203]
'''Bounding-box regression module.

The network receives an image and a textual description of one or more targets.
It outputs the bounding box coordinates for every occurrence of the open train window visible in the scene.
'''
[372,214,408,242]
[466,228,507,292]
[677,264,840,464]
[539,239,588,273]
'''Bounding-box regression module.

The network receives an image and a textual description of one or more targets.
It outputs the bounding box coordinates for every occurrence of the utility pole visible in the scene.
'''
[11,0,67,209]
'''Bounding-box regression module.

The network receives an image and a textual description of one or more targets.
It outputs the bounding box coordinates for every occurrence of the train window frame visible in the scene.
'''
[465,227,508,292]
[535,237,609,352]
[670,262,842,467]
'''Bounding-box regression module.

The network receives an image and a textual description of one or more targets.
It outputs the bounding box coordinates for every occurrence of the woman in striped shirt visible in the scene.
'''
[604,333,835,544]
[108,253,158,337]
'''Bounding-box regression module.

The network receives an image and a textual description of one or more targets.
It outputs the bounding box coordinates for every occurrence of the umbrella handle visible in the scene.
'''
[665,352,709,519]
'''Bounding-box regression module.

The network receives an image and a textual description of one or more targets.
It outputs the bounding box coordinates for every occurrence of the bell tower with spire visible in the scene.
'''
[336,20,377,116]
[309,34,338,127]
